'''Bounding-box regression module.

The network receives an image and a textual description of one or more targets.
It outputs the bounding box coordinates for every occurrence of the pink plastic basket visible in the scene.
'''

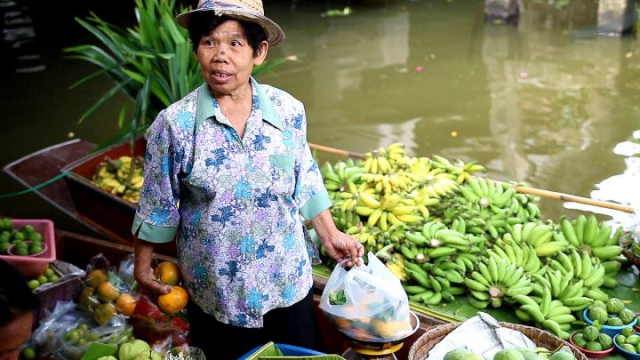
[0,219,56,278]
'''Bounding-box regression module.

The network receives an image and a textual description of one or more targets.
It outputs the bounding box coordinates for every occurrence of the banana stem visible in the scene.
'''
[309,143,636,214]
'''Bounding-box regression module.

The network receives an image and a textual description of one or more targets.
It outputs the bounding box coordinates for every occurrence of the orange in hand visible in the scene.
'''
[154,261,181,286]
[158,285,188,314]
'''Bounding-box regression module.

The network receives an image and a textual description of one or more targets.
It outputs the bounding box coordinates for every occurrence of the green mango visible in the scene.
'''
[493,349,525,360]
[443,349,483,360]
[626,334,640,345]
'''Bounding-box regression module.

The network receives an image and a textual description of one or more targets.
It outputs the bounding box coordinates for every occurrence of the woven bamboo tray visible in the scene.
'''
[408,321,587,360]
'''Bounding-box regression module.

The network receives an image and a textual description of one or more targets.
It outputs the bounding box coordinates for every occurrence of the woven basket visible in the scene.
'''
[622,248,640,268]
[408,322,587,360]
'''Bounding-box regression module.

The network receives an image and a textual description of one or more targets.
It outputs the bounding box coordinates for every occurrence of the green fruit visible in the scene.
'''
[598,333,613,349]
[606,298,625,314]
[28,232,42,242]
[516,348,539,360]
[443,349,483,360]
[21,224,35,233]
[618,335,627,344]
[22,347,36,360]
[622,343,637,353]
[493,348,525,360]
[43,267,55,277]
[14,247,29,256]
[622,327,635,337]
[588,308,608,323]
[37,275,48,285]
[619,308,636,324]
[27,279,40,290]
[584,326,600,342]
[584,341,602,351]
[607,317,623,326]
[573,332,587,348]
[549,351,575,360]
[0,242,10,254]
[626,334,640,345]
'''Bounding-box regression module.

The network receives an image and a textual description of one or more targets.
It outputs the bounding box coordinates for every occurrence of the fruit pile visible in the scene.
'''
[25,264,60,290]
[0,217,45,255]
[615,327,640,354]
[570,324,613,352]
[585,297,637,328]
[91,155,145,203]
[444,347,576,359]
[78,268,138,325]
[318,142,629,340]
[323,288,413,342]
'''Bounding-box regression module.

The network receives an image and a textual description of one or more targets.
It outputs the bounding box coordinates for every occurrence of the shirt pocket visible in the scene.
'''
[269,154,295,178]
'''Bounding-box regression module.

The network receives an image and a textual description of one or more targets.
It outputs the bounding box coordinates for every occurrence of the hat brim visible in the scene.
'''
[175,8,286,47]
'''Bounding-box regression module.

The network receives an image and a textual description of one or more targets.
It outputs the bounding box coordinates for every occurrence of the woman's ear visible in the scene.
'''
[254,41,269,66]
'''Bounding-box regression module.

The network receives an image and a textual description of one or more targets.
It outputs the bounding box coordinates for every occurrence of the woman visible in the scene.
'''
[0,259,40,360]
[131,0,364,358]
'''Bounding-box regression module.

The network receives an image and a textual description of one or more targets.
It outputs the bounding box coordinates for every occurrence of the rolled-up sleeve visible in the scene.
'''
[292,108,332,221]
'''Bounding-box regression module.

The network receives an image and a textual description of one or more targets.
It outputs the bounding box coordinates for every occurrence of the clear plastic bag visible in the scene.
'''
[318,252,411,342]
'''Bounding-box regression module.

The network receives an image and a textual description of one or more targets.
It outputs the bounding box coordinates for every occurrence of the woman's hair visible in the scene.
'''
[187,14,267,55]
[0,259,40,325]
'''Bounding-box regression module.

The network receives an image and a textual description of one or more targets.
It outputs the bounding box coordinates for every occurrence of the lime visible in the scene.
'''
[48,274,59,283]
[22,347,36,360]
[65,330,80,344]
[27,279,40,290]
[0,234,9,243]
[28,232,42,242]
[3,218,13,230]
[21,224,35,233]
[44,267,55,277]
[12,232,24,241]
[14,241,27,249]
[0,242,9,254]
[37,275,48,285]
[29,244,43,255]
[15,247,29,256]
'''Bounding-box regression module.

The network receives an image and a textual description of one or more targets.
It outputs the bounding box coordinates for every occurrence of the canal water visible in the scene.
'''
[0,0,639,236]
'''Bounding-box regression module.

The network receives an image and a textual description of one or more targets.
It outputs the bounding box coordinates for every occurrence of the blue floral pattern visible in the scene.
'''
[133,80,328,328]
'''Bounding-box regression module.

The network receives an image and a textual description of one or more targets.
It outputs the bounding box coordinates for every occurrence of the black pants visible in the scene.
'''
[187,288,324,360]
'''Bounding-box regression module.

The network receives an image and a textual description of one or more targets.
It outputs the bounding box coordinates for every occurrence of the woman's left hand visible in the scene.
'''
[322,230,365,267]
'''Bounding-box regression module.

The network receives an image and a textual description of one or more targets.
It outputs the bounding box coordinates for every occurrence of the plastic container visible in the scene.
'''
[569,331,614,359]
[0,219,56,278]
[7,241,48,257]
[238,343,326,359]
[614,333,640,360]
[584,309,638,337]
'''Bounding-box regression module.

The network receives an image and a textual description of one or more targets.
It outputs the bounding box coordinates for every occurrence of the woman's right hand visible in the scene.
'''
[134,237,172,297]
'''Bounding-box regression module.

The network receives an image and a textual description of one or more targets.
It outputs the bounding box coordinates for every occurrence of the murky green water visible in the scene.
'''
[1,0,638,234]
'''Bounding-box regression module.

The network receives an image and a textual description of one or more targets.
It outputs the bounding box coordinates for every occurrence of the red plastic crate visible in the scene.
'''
[0,218,56,278]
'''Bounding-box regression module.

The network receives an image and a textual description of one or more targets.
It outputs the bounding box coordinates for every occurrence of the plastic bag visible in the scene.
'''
[318,252,412,342]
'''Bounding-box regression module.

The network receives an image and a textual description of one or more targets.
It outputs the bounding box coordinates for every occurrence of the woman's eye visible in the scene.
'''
[231,40,241,46]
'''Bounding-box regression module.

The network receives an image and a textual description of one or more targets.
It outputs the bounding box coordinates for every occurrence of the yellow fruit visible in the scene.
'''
[85,269,108,288]
[94,302,117,325]
[154,261,181,286]
[157,285,189,314]
[96,281,120,302]
[370,317,412,339]
[115,293,137,316]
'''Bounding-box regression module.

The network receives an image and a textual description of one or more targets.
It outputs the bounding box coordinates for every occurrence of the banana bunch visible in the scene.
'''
[403,259,466,305]
[331,207,360,232]
[405,221,471,250]
[559,215,624,262]
[362,148,394,175]
[397,241,466,264]
[546,249,606,288]
[384,253,409,282]
[457,177,516,209]
[448,159,487,184]
[92,156,144,202]
[529,270,592,312]
[359,172,413,194]
[509,222,567,257]
[357,192,424,232]
[485,240,545,275]
[512,293,575,340]
[463,257,531,309]
[321,160,366,194]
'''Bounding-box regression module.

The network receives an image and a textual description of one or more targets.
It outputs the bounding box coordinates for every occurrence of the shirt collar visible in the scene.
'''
[195,77,283,130]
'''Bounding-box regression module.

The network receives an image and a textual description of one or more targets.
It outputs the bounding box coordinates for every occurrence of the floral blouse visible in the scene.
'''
[132,78,331,328]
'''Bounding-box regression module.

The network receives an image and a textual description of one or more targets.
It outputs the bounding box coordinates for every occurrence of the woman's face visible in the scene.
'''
[195,19,268,97]
[0,311,33,360]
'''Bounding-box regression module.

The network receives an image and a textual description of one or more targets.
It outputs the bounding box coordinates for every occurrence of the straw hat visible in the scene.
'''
[175,0,286,47]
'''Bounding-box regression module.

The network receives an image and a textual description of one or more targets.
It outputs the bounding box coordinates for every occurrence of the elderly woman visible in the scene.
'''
[131,0,364,358]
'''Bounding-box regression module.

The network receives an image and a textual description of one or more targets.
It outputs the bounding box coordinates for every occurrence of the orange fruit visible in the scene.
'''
[96,281,120,302]
[85,269,108,288]
[115,293,137,316]
[154,261,181,286]
[157,285,188,314]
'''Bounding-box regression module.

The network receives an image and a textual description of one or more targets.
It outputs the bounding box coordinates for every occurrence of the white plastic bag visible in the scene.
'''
[319,252,412,342]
